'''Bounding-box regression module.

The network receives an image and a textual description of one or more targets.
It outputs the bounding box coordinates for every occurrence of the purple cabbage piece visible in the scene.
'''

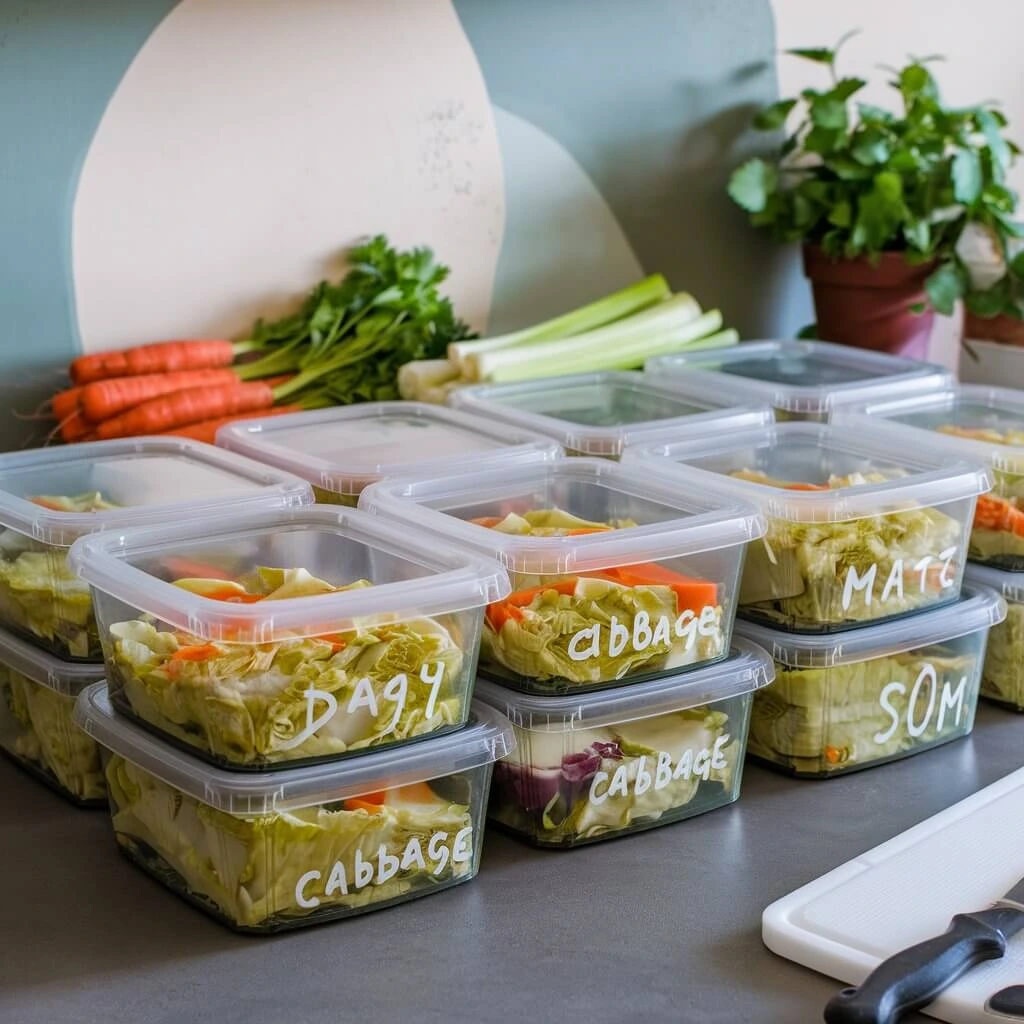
[493,740,624,818]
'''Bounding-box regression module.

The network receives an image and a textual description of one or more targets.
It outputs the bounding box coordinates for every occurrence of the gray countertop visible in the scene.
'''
[2,704,1021,1024]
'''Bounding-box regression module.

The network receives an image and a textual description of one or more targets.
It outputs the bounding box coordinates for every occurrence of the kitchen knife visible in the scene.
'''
[823,873,1024,1024]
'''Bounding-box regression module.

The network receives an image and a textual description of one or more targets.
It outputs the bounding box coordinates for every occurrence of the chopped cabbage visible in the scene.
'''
[980,602,1024,711]
[476,509,725,690]
[105,756,477,930]
[747,650,980,775]
[732,471,963,629]
[0,667,104,802]
[108,567,467,766]
[489,701,742,846]
[0,494,116,659]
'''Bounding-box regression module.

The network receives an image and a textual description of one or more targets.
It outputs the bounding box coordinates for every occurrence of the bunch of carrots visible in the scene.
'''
[47,234,470,445]
[51,340,323,445]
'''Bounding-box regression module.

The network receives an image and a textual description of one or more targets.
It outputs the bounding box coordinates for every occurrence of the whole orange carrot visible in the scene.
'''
[80,368,241,423]
[94,381,277,440]
[70,340,238,386]
[160,404,304,444]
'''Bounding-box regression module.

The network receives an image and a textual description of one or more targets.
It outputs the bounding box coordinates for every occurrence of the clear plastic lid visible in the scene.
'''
[831,385,1024,476]
[216,402,562,496]
[0,622,104,696]
[75,683,516,814]
[474,639,774,731]
[68,506,510,643]
[623,422,991,524]
[645,340,953,416]
[733,585,1005,668]
[0,437,313,546]
[448,371,773,456]
[359,457,765,575]
[964,562,1024,605]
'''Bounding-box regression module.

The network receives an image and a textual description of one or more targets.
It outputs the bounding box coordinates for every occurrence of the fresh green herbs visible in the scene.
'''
[729,35,1024,319]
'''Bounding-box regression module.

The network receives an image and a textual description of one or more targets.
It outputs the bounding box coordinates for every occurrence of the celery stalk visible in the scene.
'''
[448,274,673,374]
[479,312,728,384]
[397,358,459,400]
[471,300,713,383]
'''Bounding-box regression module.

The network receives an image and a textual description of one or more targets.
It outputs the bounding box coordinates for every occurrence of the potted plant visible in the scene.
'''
[728,36,1024,357]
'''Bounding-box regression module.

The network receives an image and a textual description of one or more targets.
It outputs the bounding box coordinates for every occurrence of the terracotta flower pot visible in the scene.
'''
[964,311,1024,348]
[802,245,936,359]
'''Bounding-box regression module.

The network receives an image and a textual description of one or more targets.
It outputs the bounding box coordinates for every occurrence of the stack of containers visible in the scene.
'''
[833,384,1024,713]
[644,340,954,423]
[69,502,518,932]
[359,457,776,847]
[448,370,773,457]
[0,438,312,806]
[622,420,1005,777]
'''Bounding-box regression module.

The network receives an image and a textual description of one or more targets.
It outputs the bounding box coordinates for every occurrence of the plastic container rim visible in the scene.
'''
[75,683,517,814]
[216,401,563,495]
[449,370,775,456]
[644,340,954,414]
[0,436,313,546]
[473,638,774,731]
[68,505,511,642]
[733,584,1006,668]
[622,420,992,524]
[358,456,767,573]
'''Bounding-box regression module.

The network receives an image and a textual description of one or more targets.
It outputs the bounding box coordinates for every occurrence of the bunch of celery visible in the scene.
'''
[398,275,737,403]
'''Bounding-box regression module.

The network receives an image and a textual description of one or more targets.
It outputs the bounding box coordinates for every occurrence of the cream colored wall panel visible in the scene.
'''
[72,0,504,352]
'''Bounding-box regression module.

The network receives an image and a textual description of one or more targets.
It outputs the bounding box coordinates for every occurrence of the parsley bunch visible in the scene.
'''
[238,235,474,403]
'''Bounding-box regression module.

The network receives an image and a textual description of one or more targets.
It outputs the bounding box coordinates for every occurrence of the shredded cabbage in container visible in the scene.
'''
[732,471,963,629]
[747,649,979,775]
[108,567,466,767]
[105,756,476,930]
[476,508,725,689]
[980,603,1024,711]
[0,667,104,802]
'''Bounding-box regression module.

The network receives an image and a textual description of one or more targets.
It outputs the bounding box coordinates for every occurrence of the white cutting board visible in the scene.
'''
[763,767,1024,1024]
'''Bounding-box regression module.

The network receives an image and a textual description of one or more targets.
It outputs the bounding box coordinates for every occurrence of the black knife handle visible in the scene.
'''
[823,910,1014,1024]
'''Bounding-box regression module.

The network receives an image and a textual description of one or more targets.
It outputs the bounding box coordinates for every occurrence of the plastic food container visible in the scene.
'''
[476,639,773,847]
[448,371,773,457]
[645,340,953,422]
[68,506,509,770]
[0,624,105,805]
[735,585,1004,777]
[359,458,764,695]
[623,422,990,633]
[216,402,562,506]
[75,683,514,933]
[964,564,1024,712]
[0,439,312,661]
[833,386,1024,571]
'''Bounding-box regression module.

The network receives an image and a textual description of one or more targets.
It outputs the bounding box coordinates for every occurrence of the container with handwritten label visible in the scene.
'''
[475,640,774,847]
[74,684,515,933]
[735,585,1005,777]
[68,506,509,770]
[359,458,765,695]
[622,421,991,634]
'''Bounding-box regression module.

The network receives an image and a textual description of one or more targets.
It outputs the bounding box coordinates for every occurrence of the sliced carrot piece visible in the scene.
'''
[565,527,612,536]
[343,791,386,812]
[162,557,235,581]
[170,643,221,662]
[469,516,503,528]
[785,482,830,491]
[602,563,718,611]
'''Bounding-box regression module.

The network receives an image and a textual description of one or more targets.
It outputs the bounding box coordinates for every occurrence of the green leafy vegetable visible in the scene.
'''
[106,757,476,930]
[108,568,468,767]
[748,649,980,775]
[0,668,104,803]
[489,702,742,846]
[236,235,474,404]
[729,42,1024,321]
[980,602,1024,711]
